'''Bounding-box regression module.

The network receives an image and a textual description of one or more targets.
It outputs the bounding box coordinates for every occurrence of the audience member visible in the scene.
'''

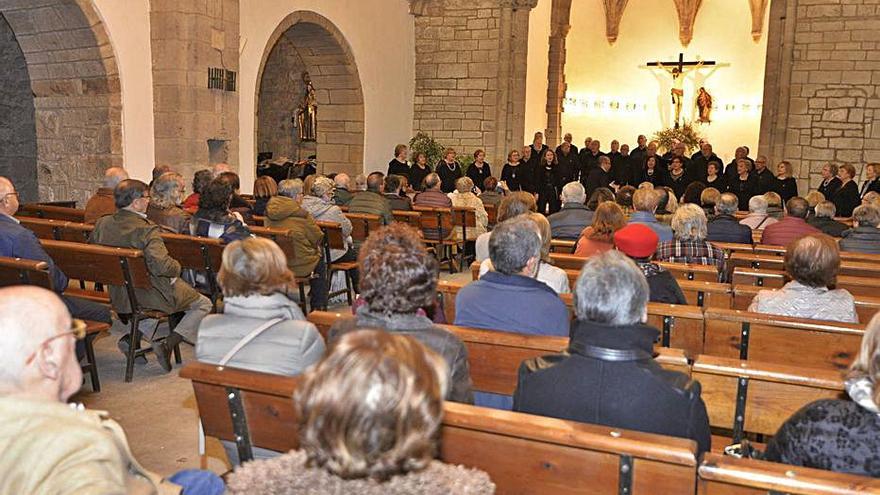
[349,171,394,225]
[547,181,591,240]
[680,181,705,206]
[265,179,327,311]
[91,180,212,369]
[615,185,635,214]
[252,175,277,216]
[614,224,686,304]
[328,223,473,404]
[586,187,615,211]
[807,201,849,237]
[212,162,232,177]
[817,163,842,200]
[707,193,752,244]
[700,187,720,220]
[864,191,880,208]
[765,312,880,477]
[333,173,354,205]
[839,204,880,254]
[191,179,252,242]
[474,191,535,261]
[216,171,254,220]
[513,250,711,454]
[449,177,488,244]
[147,172,191,234]
[379,174,409,211]
[748,234,857,322]
[183,169,213,214]
[739,195,778,230]
[149,164,172,187]
[655,187,676,224]
[197,237,325,464]
[353,173,367,192]
[765,191,785,220]
[84,166,128,223]
[761,197,821,247]
[456,216,568,337]
[227,330,492,494]
[628,188,673,242]
[656,204,725,273]
[805,190,825,216]
[574,202,626,257]
[478,176,504,209]
[301,176,356,263]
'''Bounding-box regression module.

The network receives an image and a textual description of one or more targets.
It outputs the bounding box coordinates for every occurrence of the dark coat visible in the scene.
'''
[665,170,692,200]
[777,177,799,202]
[387,159,410,180]
[501,163,530,192]
[639,261,687,305]
[752,168,778,195]
[704,175,728,193]
[547,203,594,240]
[807,216,849,238]
[730,175,758,211]
[818,177,842,201]
[585,167,613,198]
[689,153,721,183]
[513,319,711,454]
[436,161,463,193]
[832,180,861,218]
[333,187,353,206]
[384,193,412,211]
[0,214,68,291]
[839,226,880,254]
[409,163,432,191]
[638,165,667,188]
[707,214,753,244]
[578,150,604,182]
[466,162,492,190]
[860,178,880,198]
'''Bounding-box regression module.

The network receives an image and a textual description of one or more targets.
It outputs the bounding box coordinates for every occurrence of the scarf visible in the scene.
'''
[845,377,880,414]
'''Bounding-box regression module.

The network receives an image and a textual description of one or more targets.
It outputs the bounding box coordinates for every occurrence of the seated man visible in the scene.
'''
[333,173,353,206]
[455,216,568,337]
[547,181,592,240]
[839,204,880,254]
[807,201,849,238]
[0,286,192,493]
[478,176,504,209]
[629,188,673,242]
[513,251,711,454]
[707,193,752,244]
[761,197,820,247]
[348,171,393,225]
[413,172,454,241]
[0,177,111,358]
[383,174,412,211]
[90,180,212,371]
[739,195,778,230]
[84,166,128,224]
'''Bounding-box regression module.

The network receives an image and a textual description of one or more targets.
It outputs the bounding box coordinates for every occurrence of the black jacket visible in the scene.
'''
[730,175,758,211]
[832,180,860,218]
[704,175,728,193]
[807,216,849,238]
[436,160,463,193]
[638,165,667,188]
[585,167,613,197]
[840,226,880,254]
[665,170,692,200]
[513,319,711,454]
[639,262,687,305]
[466,162,492,191]
[818,177,842,201]
[501,163,530,193]
[777,177,799,202]
[689,153,721,183]
[860,178,880,198]
[752,168,777,195]
[578,150,604,182]
[409,163,432,191]
[387,159,410,180]
[707,214,753,244]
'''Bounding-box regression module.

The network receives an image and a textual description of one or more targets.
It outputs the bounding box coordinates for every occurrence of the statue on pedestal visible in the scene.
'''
[696,87,713,123]
[293,71,317,142]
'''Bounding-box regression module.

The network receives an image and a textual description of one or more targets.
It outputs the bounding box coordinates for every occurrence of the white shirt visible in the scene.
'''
[479,258,571,294]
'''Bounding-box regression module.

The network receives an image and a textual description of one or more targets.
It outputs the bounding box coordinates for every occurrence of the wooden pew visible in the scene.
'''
[657,261,721,283]
[732,267,880,298]
[392,209,421,229]
[182,361,700,494]
[678,280,732,309]
[710,242,753,257]
[702,308,864,371]
[316,221,356,305]
[698,452,880,494]
[549,239,577,254]
[732,284,880,324]
[18,203,86,222]
[692,355,844,445]
[548,252,586,271]
[159,233,225,308]
[17,217,93,243]
[646,302,706,358]
[731,252,880,279]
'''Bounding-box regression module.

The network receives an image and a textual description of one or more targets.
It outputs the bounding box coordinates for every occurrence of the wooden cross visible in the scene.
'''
[646,52,716,73]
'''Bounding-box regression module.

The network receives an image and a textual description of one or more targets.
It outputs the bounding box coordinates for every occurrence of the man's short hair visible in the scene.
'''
[785,234,840,288]
[632,188,659,212]
[748,195,768,214]
[814,201,836,219]
[854,204,880,227]
[385,174,402,193]
[151,165,172,181]
[114,179,148,209]
[488,216,541,275]
[715,193,739,215]
[483,176,498,191]
[192,169,213,195]
[561,181,586,204]
[574,250,648,325]
[367,172,384,193]
[424,173,441,190]
[216,171,241,191]
[785,197,810,219]
[335,173,350,188]
[598,155,611,166]
[278,179,304,198]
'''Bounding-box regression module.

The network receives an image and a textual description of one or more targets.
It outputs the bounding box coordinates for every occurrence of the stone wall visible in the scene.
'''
[760,0,880,192]
[412,0,536,166]
[257,32,309,163]
[150,0,239,180]
[0,14,36,201]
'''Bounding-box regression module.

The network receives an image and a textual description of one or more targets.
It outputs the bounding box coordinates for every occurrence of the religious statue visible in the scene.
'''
[646,53,714,129]
[696,87,712,123]
[293,71,317,142]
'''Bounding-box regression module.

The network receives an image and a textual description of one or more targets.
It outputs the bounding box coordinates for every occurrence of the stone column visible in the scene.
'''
[544,0,572,147]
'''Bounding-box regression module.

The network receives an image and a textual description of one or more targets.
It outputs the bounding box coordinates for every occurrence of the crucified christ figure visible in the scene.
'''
[646,53,715,129]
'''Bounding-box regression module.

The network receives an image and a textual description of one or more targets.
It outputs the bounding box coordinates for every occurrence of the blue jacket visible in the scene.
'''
[707,214,752,244]
[0,214,68,291]
[454,271,569,337]
[629,211,673,243]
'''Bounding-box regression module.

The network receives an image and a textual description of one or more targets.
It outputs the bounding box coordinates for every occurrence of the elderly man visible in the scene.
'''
[840,204,880,254]
[0,286,189,493]
[383,174,412,211]
[739,195,778,230]
[90,180,212,371]
[752,155,776,195]
[455,216,568,337]
[333,173,353,206]
[707,193,752,244]
[84,166,128,223]
[690,142,720,183]
[629,188,673,242]
[584,155,615,197]
[807,201,849,237]
[348,171,393,225]
[578,139,604,181]
[513,251,711,454]
[547,181,591,240]
[761,197,821,247]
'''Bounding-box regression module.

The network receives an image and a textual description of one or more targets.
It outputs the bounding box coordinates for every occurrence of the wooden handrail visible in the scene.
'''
[693,355,845,390]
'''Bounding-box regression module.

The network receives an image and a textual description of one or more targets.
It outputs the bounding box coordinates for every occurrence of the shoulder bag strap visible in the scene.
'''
[218,317,284,366]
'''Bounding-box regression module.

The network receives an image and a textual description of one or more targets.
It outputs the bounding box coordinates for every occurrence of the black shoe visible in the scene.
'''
[117,335,148,364]
[151,340,173,373]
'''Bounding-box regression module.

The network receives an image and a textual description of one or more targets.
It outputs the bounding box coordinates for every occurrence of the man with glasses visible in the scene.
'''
[90,179,211,372]
[0,177,111,361]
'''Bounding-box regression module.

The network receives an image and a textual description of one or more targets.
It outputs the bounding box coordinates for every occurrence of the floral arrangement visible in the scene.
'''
[409,132,445,168]
[652,122,704,155]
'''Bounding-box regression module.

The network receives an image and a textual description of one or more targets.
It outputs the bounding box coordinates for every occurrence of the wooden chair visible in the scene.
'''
[647,302,706,359]
[18,203,86,222]
[413,206,461,273]
[40,239,182,382]
[160,233,225,309]
[703,308,864,371]
[698,452,880,494]
[316,221,356,306]
[657,261,721,283]
[344,212,382,247]
[181,361,700,494]
[0,255,109,391]
[678,280,732,309]
[392,209,421,229]
[250,225,313,313]
[733,284,880,324]
[693,355,844,445]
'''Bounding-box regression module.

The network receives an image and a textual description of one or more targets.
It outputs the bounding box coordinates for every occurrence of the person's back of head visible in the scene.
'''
[354,174,367,191]
[847,312,880,408]
[335,173,351,189]
[616,186,635,210]
[253,176,278,199]
[805,191,825,210]
[589,202,627,241]
[151,165,172,182]
[784,234,839,289]
[682,182,706,205]
[663,187,679,212]
[212,162,232,178]
[671,203,708,241]
[103,167,129,189]
[765,191,782,209]
[785,197,810,219]
[864,191,880,208]
[311,176,335,200]
[278,178,304,199]
[483,176,498,192]
[613,223,659,261]
[632,188,659,213]
[488,216,542,276]
[655,187,671,212]
[216,171,241,192]
[714,193,739,216]
[198,179,234,214]
[423,173,442,191]
[192,169,213,195]
[853,204,880,228]
[700,188,720,209]
[748,195,769,214]
[574,250,648,326]
[496,191,537,222]
[526,212,552,261]
[385,174,402,194]
[218,237,294,297]
[455,176,474,194]
[150,172,185,209]
[114,179,149,210]
[366,172,384,193]
[587,187,615,210]
[814,201,836,219]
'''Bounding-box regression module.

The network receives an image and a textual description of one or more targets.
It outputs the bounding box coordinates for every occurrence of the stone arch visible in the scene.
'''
[0,0,122,204]
[255,11,365,177]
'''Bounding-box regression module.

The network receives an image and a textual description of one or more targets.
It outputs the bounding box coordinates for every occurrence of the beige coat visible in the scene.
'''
[0,396,179,495]
[449,191,488,240]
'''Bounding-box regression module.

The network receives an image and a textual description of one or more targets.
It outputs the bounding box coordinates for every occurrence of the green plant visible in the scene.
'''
[409,132,445,168]
[652,122,704,155]
[459,154,475,175]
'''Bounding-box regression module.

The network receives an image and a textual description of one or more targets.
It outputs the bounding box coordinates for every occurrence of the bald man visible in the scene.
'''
[333,173,353,206]
[0,286,182,493]
[84,166,129,224]
[0,178,111,350]
[212,162,232,178]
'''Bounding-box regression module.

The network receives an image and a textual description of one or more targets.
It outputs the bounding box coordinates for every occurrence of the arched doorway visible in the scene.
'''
[256,12,365,177]
[0,0,122,204]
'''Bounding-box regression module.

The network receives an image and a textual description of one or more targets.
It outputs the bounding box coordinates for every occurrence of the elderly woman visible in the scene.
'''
[574,201,627,257]
[749,234,857,322]
[805,190,826,216]
[656,204,725,273]
[449,176,489,243]
[436,148,463,194]
[818,163,842,200]
[833,163,861,218]
[183,169,212,214]
[513,250,711,454]
[190,178,252,242]
[765,191,785,220]
[328,223,473,404]
[613,223,686,304]
[197,237,325,465]
[739,195,778,230]
[475,191,536,262]
[700,187,721,220]
[776,160,799,202]
[765,312,880,476]
[806,201,849,237]
[252,175,277,216]
[300,176,359,292]
[227,330,494,494]
[840,204,880,254]
[147,172,190,234]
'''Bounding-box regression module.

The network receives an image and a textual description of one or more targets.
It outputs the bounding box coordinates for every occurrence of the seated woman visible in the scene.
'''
[655,204,725,273]
[448,176,489,253]
[252,175,277,216]
[700,187,720,221]
[190,179,252,242]
[226,330,494,494]
[147,171,190,234]
[613,223,686,305]
[765,191,785,220]
[196,237,325,465]
[328,223,474,404]
[574,201,626,257]
[749,234,857,322]
[765,312,880,476]
[475,191,536,262]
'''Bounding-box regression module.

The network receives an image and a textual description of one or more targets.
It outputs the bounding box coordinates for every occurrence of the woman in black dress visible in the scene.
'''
[409,152,432,191]
[818,163,842,200]
[832,163,861,217]
[775,160,799,203]
[704,161,727,192]
[730,159,757,211]
[535,149,563,214]
[436,148,462,194]
[501,149,529,192]
[638,156,667,188]
[466,149,492,192]
[387,144,410,180]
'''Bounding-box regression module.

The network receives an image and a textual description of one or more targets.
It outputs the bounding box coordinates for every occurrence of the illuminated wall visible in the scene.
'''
[524,0,552,138]
[542,0,770,162]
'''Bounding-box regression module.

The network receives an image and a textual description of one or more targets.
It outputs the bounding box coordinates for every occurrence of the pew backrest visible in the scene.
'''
[657,262,721,283]
[733,284,880,324]
[344,212,382,242]
[18,203,86,222]
[392,210,421,229]
[0,256,53,290]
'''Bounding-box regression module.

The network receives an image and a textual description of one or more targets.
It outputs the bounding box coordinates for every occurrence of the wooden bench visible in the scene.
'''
[657,261,722,283]
[549,239,577,254]
[392,209,421,229]
[731,252,880,279]
[17,217,94,243]
[678,280,732,309]
[732,267,880,298]
[698,452,880,494]
[646,302,706,358]
[548,252,586,271]
[732,284,880,324]
[344,212,382,244]
[181,361,700,494]
[18,203,86,222]
[159,233,225,308]
[710,242,754,257]
[703,308,864,371]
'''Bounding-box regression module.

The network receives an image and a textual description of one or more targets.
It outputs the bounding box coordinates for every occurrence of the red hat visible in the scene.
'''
[613,223,659,259]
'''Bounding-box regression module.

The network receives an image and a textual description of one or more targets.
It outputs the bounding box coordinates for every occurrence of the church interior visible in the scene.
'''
[1,0,880,493]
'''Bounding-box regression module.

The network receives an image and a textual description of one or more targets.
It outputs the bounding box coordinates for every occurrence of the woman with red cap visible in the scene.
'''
[613,223,687,305]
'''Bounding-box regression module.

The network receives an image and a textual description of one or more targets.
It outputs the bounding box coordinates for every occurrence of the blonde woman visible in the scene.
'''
[655,204,725,272]
[776,160,798,202]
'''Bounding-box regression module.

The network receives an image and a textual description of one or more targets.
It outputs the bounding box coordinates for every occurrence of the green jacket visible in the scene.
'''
[264,196,323,277]
[348,190,393,225]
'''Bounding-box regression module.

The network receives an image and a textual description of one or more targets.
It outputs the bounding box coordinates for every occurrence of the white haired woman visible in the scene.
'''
[655,204,725,274]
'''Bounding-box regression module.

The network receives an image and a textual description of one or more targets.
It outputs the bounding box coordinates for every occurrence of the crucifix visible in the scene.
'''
[646,53,716,128]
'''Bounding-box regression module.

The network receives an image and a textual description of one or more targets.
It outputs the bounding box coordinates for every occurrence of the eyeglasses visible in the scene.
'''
[2,192,18,199]
[24,319,87,366]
